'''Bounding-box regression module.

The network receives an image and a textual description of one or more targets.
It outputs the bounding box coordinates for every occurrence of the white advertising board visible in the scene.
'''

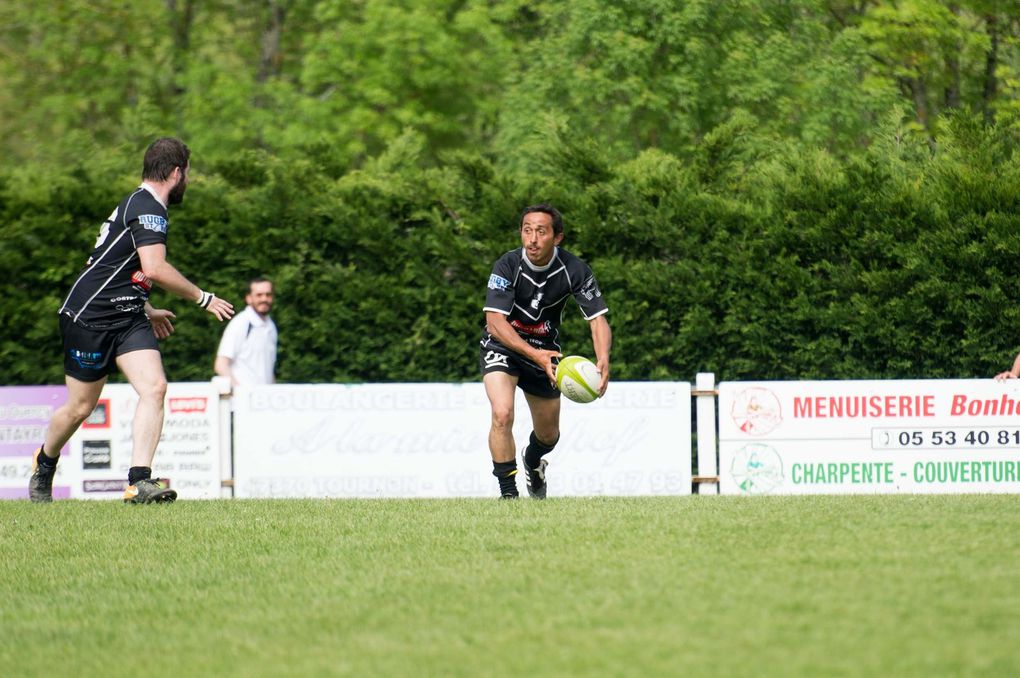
[0,386,69,500]
[719,379,1020,494]
[233,382,691,498]
[68,382,222,500]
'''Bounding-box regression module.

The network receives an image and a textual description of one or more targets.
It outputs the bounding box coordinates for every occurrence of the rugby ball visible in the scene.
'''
[556,355,601,404]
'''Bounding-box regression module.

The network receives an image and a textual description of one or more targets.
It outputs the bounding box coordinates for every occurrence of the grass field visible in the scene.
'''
[3,495,1019,677]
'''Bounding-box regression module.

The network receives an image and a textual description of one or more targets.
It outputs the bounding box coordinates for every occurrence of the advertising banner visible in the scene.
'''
[233,382,691,498]
[719,379,1020,494]
[0,386,69,500]
[69,382,221,500]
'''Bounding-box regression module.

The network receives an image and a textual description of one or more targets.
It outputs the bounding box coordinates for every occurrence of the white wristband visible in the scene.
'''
[197,291,215,309]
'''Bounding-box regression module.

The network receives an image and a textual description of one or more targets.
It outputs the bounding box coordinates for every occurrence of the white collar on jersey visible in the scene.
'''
[139,182,168,209]
[521,246,559,273]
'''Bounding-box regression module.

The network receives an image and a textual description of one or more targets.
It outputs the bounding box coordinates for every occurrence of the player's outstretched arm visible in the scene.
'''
[588,314,612,396]
[138,244,234,321]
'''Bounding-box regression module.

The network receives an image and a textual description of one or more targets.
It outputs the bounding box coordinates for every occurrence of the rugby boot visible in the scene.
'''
[29,447,56,503]
[523,457,548,499]
[123,478,177,504]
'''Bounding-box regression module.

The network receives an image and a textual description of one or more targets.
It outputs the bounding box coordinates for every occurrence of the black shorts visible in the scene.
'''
[479,341,559,399]
[60,313,159,382]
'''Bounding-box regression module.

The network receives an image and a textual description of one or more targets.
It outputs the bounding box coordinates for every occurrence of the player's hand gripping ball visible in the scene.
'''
[555,355,601,404]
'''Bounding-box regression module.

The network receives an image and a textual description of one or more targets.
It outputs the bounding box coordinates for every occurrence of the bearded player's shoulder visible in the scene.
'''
[127,189,170,234]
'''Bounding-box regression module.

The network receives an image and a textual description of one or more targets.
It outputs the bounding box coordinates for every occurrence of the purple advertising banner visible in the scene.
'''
[0,385,70,499]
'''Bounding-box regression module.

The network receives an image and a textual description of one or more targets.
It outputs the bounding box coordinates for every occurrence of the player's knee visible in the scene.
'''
[490,407,514,432]
[534,428,560,448]
[67,399,98,424]
[139,378,168,403]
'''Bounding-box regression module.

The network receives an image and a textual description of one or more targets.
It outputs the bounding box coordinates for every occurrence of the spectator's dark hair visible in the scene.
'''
[247,276,273,295]
[142,137,190,182]
[519,204,564,236]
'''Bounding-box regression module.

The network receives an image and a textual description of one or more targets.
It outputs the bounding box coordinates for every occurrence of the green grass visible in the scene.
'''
[3,496,1019,677]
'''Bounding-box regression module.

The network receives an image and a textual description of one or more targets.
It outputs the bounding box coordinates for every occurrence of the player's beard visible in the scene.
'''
[167,175,187,205]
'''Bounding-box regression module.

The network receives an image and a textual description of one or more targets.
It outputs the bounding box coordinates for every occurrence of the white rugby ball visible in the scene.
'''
[556,355,601,404]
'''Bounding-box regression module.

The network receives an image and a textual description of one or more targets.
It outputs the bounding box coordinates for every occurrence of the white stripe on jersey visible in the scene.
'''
[559,262,607,320]
[512,292,570,321]
[519,265,566,288]
[513,251,570,321]
[59,228,131,319]
[59,189,145,321]
[560,255,573,288]
[72,243,137,322]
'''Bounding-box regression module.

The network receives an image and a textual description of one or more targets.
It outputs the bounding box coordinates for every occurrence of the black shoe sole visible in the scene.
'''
[125,490,178,504]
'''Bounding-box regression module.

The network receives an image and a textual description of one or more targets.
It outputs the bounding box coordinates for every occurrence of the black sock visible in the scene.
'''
[492,460,519,497]
[128,466,151,486]
[524,431,558,470]
[36,446,59,469]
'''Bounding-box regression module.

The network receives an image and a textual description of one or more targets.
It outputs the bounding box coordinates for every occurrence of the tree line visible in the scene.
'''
[1,1,1019,384]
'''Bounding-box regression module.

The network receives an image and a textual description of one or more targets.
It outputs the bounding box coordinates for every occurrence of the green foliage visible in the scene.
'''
[2,1,1020,384]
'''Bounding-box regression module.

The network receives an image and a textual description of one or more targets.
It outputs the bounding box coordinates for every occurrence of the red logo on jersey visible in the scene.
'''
[511,319,553,336]
[131,270,152,292]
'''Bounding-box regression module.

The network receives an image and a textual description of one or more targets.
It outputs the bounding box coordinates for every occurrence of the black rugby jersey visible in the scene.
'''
[59,185,169,328]
[481,247,608,356]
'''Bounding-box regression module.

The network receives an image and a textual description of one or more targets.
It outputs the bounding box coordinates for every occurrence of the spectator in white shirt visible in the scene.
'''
[214,277,277,386]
